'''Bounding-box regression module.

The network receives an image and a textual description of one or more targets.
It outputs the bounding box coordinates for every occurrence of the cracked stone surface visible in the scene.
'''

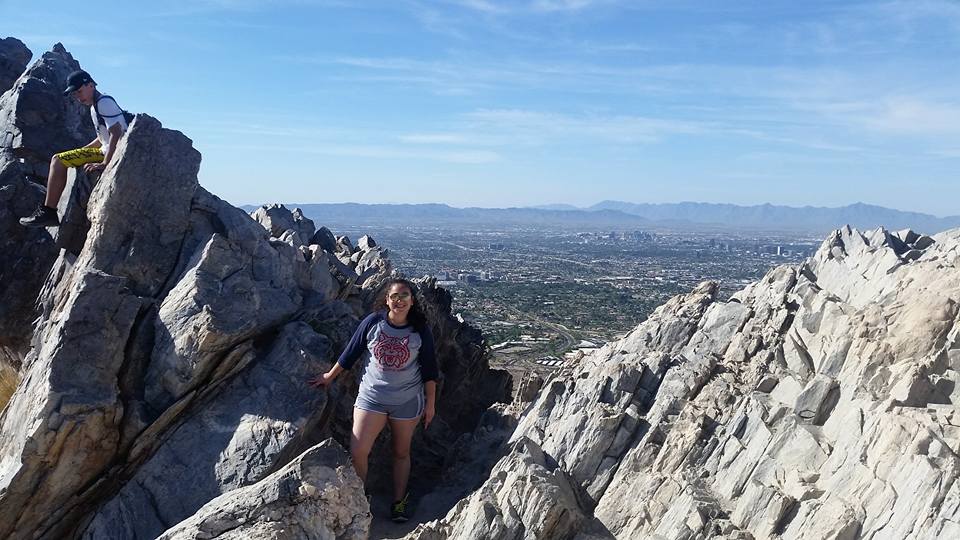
[156,439,371,540]
[408,226,960,539]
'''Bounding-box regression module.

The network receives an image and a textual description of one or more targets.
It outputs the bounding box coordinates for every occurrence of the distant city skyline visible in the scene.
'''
[5,1,960,215]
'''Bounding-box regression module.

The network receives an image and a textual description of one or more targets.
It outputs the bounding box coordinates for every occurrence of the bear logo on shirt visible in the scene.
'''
[373,334,411,370]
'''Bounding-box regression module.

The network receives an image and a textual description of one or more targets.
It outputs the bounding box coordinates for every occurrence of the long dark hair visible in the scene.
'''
[374,277,428,331]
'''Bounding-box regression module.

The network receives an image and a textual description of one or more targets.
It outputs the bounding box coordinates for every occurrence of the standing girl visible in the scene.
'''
[311,278,438,522]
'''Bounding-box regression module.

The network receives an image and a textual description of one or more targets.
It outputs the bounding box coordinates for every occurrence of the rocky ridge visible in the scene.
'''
[0,41,508,540]
[404,225,960,539]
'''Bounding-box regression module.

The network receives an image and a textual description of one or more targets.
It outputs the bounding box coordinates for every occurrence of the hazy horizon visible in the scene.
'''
[239,199,958,219]
[7,1,960,215]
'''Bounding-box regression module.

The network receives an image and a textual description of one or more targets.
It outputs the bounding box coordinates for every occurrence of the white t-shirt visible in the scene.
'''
[91,95,128,149]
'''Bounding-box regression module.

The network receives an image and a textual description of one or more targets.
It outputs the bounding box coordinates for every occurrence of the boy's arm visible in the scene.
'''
[84,137,102,148]
[84,124,122,173]
[101,123,124,165]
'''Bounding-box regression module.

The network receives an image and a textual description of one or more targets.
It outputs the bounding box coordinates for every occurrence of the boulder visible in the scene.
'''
[78,114,200,297]
[0,43,93,180]
[0,269,142,540]
[0,43,95,365]
[144,232,302,411]
[404,437,586,540]
[156,440,370,540]
[357,234,376,251]
[309,225,336,252]
[250,203,315,242]
[0,37,31,96]
[82,322,345,540]
[0,154,55,365]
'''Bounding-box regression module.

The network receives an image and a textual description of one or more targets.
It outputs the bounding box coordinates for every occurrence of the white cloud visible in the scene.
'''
[862,98,960,135]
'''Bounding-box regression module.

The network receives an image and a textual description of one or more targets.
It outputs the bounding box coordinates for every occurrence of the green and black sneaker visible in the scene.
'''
[390,494,410,523]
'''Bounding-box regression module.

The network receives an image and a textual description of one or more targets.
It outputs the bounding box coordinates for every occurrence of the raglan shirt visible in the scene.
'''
[92,95,128,149]
[338,311,439,405]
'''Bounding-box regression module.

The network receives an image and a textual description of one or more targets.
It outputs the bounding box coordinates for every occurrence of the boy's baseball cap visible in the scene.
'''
[63,70,95,95]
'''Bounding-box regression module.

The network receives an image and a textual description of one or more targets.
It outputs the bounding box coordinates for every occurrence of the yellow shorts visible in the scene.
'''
[55,147,104,168]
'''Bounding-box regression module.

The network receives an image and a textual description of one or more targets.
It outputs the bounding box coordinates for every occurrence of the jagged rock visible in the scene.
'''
[0,268,142,539]
[357,234,376,251]
[0,155,55,365]
[250,203,314,242]
[0,43,94,365]
[156,439,370,540]
[309,225,336,252]
[0,113,199,540]
[416,277,512,432]
[515,372,544,403]
[356,246,392,288]
[52,167,96,255]
[895,228,920,246]
[145,232,302,411]
[291,207,316,239]
[335,234,353,255]
[0,43,93,179]
[404,437,586,540]
[278,227,303,247]
[426,225,960,540]
[914,234,935,250]
[82,322,344,539]
[508,281,718,504]
[73,114,199,297]
[0,37,31,95]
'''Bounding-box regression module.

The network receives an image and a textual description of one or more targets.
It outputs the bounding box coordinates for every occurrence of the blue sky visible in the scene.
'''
[4,1,960,215]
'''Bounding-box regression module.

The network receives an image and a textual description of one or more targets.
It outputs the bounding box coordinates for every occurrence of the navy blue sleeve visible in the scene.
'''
[337,312,381,370]
[418,326,439,383]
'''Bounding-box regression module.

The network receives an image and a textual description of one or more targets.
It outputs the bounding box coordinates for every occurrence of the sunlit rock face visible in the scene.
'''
[406,226,960,539]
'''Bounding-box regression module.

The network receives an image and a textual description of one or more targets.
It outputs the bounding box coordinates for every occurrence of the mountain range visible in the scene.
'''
[242,201,960,234]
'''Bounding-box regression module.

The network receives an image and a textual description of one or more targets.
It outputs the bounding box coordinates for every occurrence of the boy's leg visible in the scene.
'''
[22,148,105,227]
[44,147,104,206]
[44,153,69,208]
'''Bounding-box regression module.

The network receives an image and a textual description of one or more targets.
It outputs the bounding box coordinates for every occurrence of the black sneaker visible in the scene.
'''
[390,494,410,523]
[19,205,59,228]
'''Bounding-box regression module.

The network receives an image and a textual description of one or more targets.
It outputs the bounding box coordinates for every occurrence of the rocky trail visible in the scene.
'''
[2,40,959,540]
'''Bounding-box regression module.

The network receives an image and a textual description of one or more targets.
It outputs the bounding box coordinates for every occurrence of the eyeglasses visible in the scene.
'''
[388,292,412,301]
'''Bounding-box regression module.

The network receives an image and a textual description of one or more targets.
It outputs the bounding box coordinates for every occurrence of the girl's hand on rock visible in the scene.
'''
[308,372,335,388]
[423,402,435,429]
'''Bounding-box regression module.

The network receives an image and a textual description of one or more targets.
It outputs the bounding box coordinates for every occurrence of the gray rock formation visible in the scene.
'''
[250,203,316,244]
[410,225,960,539]
[156,439,371,540]
[0,37,30,95]
[0,159,54,366]
[0,42,92,179]
[310,225,337,252]
[0,43,93,370]
[406,437,586,540]
[81,321,342,539]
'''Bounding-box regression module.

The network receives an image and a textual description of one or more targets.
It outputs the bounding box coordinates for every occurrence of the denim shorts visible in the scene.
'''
[355,392,424,420]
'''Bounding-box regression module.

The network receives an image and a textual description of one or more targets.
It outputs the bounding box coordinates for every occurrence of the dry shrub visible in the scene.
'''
[0,364,18,412]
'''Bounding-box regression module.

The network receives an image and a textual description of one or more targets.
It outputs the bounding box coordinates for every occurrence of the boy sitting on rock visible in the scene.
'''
[20,69,128,227]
